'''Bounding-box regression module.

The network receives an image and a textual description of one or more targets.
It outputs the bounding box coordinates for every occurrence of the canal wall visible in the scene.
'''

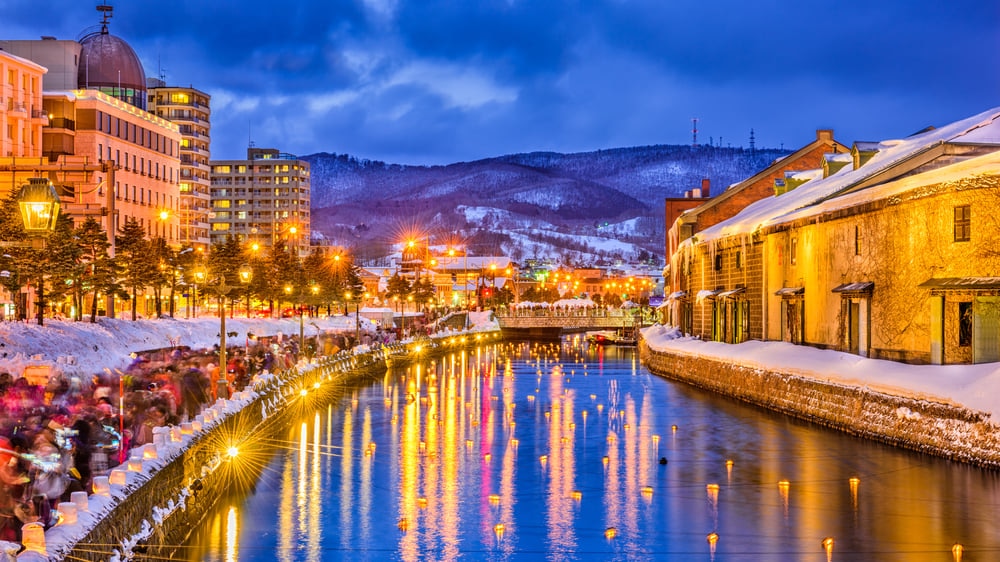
[639,340,1000,469]
[42,334,499,562]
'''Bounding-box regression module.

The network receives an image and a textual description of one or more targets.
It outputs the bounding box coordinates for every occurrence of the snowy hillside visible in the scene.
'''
[305,145,789,265]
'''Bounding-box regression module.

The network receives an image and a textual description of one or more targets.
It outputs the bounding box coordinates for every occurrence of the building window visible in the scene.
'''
[954,205,971,242]
[735,251,742,270]
[714,254,723,271]
[854,225,862,255]
[958,301,972,347]
[790,238,798,265]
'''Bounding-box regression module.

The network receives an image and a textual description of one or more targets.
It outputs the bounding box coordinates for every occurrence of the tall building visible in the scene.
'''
[209,147,311,256]
[148,81,211,250]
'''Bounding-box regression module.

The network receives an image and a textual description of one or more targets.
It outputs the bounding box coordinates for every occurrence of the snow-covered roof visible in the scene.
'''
[691,107,1000,244]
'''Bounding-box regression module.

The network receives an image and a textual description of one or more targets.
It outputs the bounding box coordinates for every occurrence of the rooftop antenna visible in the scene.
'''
[692,118,698,147]
[157,56,167,82]
[96,4,113,34]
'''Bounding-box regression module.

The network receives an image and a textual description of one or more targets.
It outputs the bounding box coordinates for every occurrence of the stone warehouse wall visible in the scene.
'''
[640,341,1000,469]
[57,336,494,561]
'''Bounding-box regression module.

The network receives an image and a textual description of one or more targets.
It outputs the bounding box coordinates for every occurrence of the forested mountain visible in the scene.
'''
[304,144,789,265]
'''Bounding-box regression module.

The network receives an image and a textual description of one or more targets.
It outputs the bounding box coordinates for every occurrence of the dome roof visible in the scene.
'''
[78,29,147,108]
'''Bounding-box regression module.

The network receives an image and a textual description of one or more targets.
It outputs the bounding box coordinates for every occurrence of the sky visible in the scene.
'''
[2,0,998,165]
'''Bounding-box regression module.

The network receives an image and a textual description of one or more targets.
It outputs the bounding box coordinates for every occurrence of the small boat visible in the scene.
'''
[587,328,637,346]
[586,330,615,344]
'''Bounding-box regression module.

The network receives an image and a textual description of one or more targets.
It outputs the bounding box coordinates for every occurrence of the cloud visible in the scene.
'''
[211,90,261,114]
[383,60,518,109]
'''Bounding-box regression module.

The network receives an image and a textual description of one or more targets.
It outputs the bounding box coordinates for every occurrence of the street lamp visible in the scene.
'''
[193,266,206,318]
[239,263,253,317]
[13,178,61,326]
[346,291,360,346]
[17,178,61,233]
[216,275,233,400]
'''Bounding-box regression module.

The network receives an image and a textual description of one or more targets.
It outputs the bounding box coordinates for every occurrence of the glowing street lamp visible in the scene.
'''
[192,266,206,318]
[238,263,253,317]
[17,178,61,233]
[14,178,61,325]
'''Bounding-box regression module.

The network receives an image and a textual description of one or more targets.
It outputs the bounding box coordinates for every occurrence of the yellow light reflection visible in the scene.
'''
[225,506,238,562]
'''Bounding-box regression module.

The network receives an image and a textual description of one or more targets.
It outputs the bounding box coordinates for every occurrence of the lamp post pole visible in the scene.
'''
[217,275,231,400]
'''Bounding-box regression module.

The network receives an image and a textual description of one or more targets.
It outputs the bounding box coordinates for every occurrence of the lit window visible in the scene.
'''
[214,200,231,208]
[790,238,798,265]
[212,223,231,231]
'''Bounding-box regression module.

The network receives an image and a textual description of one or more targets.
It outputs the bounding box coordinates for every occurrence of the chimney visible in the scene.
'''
[816,129,834,142]
[701,178,710,198]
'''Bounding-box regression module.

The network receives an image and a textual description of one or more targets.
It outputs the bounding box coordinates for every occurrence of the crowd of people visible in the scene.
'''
[0,338,305,544]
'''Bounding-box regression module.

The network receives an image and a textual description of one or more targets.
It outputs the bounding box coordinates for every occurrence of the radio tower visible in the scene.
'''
[749,128,756,156]
[692,118,698,147]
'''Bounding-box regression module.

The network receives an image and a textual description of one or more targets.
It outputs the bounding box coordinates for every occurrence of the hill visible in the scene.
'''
[304,145,789,265]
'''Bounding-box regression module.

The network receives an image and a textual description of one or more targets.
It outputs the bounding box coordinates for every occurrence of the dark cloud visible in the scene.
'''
[2,0,997,164]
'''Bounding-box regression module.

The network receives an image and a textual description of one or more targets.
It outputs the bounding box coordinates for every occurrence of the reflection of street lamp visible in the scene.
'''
[14,178,61,326]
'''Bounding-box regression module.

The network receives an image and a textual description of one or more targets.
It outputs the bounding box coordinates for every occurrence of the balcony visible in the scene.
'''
[44,117,76,131]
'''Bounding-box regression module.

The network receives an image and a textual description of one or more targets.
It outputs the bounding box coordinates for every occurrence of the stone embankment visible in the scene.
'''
[640,340,1000,469]
[38,333,499,562]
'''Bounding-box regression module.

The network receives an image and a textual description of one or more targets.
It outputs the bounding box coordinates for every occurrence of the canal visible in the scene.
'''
[180,338,1000,561]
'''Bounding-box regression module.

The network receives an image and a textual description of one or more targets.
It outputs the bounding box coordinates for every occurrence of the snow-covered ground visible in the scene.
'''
[642,324,1000,420]
[0,312,500,382]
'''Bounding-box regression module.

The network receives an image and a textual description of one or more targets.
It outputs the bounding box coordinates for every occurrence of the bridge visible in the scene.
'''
[495,309,641,338]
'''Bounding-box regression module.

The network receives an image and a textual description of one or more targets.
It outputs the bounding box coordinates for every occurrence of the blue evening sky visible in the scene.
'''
[2,0,997,164]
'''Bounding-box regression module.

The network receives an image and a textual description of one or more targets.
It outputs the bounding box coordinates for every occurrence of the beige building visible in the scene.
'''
[209,148,311,257]
[668,107,1000,364]
[0,49,46,162]
[148,81,211,250]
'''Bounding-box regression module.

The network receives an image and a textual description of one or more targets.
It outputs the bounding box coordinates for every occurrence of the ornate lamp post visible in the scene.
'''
[13,178,61,326]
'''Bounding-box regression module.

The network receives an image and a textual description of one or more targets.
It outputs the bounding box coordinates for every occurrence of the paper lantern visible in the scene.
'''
[57,502,78,525]
[20,522,46,553]
[109,469,128,486]
[92,476,111,496]
[71,491,89,511]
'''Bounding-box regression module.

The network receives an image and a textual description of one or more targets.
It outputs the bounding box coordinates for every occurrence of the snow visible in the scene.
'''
[641,324,1000,420]
[0,315,377,380]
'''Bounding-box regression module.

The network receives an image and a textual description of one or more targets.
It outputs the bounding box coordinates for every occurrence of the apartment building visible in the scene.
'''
[148,81,211,250]
[210,147,311,257]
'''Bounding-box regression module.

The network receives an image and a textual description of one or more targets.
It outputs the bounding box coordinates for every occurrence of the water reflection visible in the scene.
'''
[185,339,1000,561]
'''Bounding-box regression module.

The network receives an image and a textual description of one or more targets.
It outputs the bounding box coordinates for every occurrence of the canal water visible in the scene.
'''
[182,338,1000,561]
